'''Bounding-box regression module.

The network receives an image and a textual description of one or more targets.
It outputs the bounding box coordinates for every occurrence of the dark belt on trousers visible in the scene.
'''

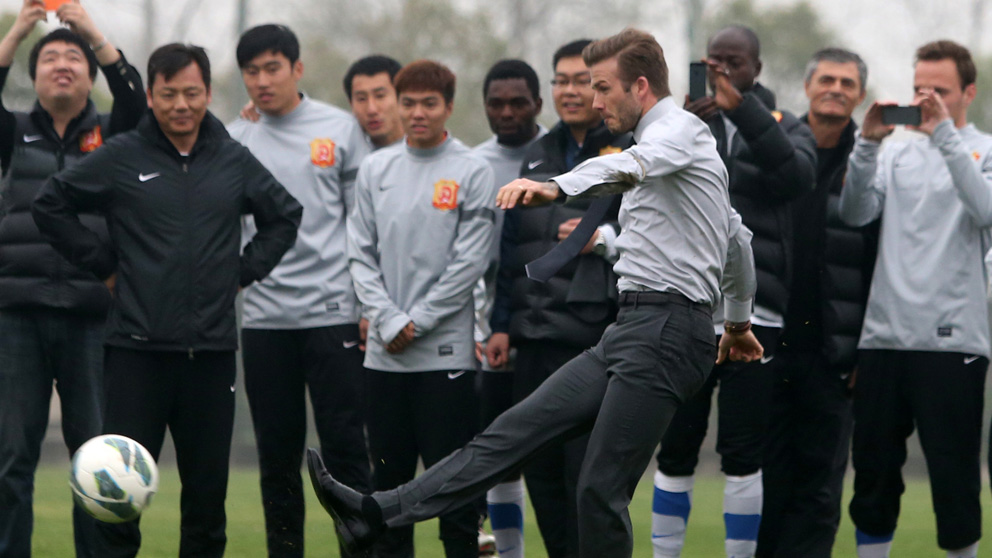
[618,291,710,313]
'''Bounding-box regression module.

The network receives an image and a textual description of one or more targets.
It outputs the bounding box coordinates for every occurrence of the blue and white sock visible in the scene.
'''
[724,472,762,558]
[651,471,694,558]
[487,479,524,558]
[855,529,893,558]
[947,542,979,558]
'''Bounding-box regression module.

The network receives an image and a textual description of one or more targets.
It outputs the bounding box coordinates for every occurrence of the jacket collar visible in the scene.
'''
[748,82,776,110]
[29,99,99,144]
[137,109,230,156]
[800,113,858,153]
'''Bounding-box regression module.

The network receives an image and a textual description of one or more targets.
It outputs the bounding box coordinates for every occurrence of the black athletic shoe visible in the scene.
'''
[306,448,383,553]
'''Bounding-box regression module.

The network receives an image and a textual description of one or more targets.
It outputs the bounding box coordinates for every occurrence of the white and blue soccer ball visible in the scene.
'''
[69,434,159,523]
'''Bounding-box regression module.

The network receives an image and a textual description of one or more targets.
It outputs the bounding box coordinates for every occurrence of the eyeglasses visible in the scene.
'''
[551,75,592,88]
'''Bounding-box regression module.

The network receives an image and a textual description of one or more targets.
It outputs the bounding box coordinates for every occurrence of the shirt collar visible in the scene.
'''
[633,96,676,144]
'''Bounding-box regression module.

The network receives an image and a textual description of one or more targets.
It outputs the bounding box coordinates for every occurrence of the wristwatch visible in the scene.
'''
[591,231,607,256]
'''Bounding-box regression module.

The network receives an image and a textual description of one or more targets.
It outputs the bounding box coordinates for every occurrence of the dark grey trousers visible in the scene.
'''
[373,299,716,558]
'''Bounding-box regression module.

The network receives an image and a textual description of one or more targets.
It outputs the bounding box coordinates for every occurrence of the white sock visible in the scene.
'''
[855,529,893,558]
[947,542,979,558]
[487,479,524,558]
[724,472,762,558]
[651,471,694,558]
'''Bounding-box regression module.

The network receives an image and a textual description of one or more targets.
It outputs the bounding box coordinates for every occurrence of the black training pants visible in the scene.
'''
[757,349,852,558]
[366,368,481,558]
[241,326,371,558]
[93,347,236,558]
[849,349,986,550]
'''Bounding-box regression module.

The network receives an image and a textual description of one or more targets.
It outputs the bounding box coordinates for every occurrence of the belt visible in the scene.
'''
[618,291,710,312]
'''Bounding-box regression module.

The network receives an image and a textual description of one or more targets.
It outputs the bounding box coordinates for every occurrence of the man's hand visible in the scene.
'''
[496,179,559,209]
[385,322,415,354]
[558,217,598,254]
[910,88,952,136]
[716,329,764,364]
[683,94,720,121]
[486,332,510,368]
[1,1,46,55]
[358,318,369,352]
[240,101,261,122]
[861,101,897,143]
[57,1,120,65]
[705,59,744,112]
[103,272,116,295]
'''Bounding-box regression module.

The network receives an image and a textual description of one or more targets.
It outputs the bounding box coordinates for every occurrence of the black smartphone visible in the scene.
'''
[689,62,707,102]
[880,105,922,126]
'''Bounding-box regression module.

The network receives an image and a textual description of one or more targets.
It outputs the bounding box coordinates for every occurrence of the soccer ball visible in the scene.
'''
[69,434,159,523]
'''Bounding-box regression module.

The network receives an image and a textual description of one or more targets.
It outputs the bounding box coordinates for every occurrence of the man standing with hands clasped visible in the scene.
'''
[839,40,991,558]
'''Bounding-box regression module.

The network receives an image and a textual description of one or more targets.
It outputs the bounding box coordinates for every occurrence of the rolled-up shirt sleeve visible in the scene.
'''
[721,209,755,323]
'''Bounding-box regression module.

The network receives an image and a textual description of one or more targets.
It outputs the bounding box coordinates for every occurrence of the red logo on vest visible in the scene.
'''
[79,126,103,153]
[433,179,459,211]
[310,138,336,167]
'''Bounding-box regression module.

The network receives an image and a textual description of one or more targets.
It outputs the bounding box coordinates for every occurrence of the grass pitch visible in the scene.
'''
[30,464,978,557]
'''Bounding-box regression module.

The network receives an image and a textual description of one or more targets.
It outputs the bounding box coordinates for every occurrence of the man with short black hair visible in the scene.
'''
[309,28,762,558]
[839,39,990,558]
[0,2,144,556]
[756,47,875,558]
[471,58,545,558]
[649,24,815,558]
[344,55,403,149]
[347,59,497,558]
[485,39,629,558]
[229,24,371,558]
[33,43,302,558]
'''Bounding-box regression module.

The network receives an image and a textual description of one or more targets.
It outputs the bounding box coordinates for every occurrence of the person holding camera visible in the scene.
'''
[838,40,990,558]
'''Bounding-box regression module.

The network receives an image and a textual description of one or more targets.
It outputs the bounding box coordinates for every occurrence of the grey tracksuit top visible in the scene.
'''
[839,120,992,358]
[348,135,498,372]
[228,97,370,329]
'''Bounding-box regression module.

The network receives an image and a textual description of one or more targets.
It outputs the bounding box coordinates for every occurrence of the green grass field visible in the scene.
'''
[30,464,985,557]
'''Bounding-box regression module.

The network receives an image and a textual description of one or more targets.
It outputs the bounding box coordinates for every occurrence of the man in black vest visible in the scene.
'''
[649,25,816,558]
[485,38,629,558]
[756,47,876,558]
[0,2,144,557]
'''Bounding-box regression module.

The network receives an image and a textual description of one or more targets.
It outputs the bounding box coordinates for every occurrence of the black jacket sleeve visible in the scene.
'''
[490,207,518,334]
[238,149,303,287]
[0,66,15,174]
[725,92,817,201]
[31,144,118,279]
[100,52,145,136]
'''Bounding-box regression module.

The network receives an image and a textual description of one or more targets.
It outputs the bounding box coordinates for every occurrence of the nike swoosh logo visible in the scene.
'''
[760,355,774,365]
[342,340,360,349]
[651,533,675,539]
[527,159,542,170]
[23,134,43,143]
[230,385,236,393]
[447,370,466,380]
[498,547,516,553]
[138,172,161,182]
[964,355,981,365]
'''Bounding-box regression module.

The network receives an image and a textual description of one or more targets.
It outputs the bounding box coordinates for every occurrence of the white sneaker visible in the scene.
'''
[479,528,497,556]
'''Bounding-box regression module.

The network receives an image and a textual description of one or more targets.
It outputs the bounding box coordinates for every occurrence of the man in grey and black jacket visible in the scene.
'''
[33,44,301,558]
[0,2,144,556]
[650,25,816,558]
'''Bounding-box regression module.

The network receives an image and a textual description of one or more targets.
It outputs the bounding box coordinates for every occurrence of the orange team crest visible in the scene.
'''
[433,179,460,211]
[310,138,336,167]
[770,110,783,123]
[599,146,623,156]
[79,126,103,152]
[973,151,981,161]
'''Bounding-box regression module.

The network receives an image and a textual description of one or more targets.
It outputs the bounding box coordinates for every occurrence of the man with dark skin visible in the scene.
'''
[649,25,815,558]
[472,58,545,558]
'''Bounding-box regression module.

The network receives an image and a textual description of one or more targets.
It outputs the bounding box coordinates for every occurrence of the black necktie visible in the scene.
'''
[525,196,613,283]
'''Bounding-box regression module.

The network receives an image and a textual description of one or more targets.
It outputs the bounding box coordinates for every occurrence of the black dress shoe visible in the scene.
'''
[306,448,383,553]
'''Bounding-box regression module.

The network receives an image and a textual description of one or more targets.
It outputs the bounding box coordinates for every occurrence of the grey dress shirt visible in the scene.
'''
[551,96,756,323]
